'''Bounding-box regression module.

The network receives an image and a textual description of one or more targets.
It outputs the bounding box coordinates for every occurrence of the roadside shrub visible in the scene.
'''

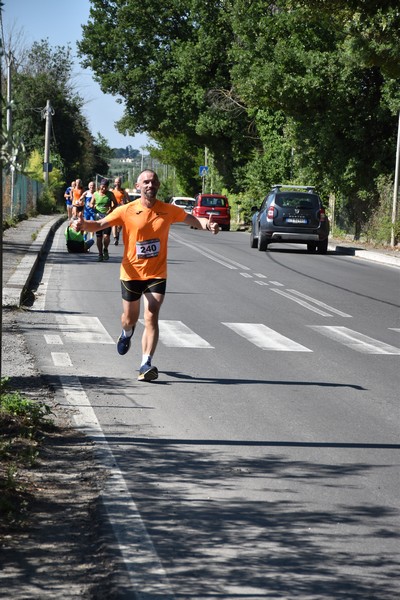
[365,175,400,245]
[37,186,57,214]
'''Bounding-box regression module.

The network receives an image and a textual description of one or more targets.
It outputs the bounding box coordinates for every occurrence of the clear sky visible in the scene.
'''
[3,0,150,150]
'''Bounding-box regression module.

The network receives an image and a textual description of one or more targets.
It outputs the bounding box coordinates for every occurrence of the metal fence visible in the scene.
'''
[2,171,42,221]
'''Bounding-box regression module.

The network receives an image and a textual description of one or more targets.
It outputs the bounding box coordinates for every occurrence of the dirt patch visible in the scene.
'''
[0,309,121,599]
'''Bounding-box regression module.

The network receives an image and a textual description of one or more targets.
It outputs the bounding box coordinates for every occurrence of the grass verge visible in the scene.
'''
[0,377,54,531]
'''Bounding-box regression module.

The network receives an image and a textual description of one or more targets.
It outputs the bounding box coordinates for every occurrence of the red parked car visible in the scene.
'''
[192,193,231,231]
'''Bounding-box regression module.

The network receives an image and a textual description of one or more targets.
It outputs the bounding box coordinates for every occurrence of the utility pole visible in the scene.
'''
[6,52,15,219]
[0,46,3,380]
[391,111,400,247]
[6,52,12,132]
[42,100,54,184]
[202,147,208,194]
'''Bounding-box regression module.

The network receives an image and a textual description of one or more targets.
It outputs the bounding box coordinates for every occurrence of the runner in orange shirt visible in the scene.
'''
[71,169,219,381]
[112,176,129,245]
[71,179,85,217]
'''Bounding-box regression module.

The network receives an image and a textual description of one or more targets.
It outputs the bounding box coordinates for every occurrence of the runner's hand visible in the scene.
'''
[70,213,84,232]
[208,213,219,235]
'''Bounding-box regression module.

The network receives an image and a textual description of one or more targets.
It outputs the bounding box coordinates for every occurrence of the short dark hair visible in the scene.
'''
[100,178,109,186]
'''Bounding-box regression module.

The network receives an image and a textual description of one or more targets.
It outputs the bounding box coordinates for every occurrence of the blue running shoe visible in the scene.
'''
[117,331,133,355]
[138,364,158,382]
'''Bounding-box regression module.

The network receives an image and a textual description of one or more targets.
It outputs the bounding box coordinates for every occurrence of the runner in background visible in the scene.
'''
[89,178,116,262]
[72,179,85,217]
[112,176,129,245]
[64,180,75,219]
[80,181,97,240]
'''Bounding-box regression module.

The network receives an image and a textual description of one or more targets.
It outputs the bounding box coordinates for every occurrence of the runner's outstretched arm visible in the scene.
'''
[184,213,219,234]
[70,212,110,234]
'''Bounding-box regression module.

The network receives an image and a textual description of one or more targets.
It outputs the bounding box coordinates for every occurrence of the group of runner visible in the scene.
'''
[64,176,129,261]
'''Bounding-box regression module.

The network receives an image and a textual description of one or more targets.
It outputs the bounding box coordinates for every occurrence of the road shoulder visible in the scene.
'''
[1,309,120,599]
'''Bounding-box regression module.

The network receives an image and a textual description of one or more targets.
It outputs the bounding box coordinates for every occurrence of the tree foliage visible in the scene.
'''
[78,1,400,219]
[5,39,110,186]
[78,0,254,193]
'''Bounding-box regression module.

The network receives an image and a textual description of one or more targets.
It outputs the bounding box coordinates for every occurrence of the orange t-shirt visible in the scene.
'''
[105,200,187,280]
[72,187,84,206]
[113,188,127,205]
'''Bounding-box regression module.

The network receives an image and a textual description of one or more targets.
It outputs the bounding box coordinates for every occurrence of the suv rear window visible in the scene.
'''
[275,194,319,209]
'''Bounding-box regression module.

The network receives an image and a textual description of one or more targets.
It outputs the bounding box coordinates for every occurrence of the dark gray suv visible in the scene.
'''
[250,185,330,253]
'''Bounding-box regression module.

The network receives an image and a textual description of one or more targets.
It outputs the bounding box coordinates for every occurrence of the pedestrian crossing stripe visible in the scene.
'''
[52,315,400,354]
[51,352,72,367]
[142,319,214,348]
[56,315,115,344]
[310,326,400,354]
[222,323,312,352]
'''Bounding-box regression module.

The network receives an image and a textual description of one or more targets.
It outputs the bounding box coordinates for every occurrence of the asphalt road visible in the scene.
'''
[21,223,400,599]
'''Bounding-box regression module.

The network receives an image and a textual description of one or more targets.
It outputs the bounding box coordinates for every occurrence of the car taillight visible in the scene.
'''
[267,205,275,220]
[319,208,326,222]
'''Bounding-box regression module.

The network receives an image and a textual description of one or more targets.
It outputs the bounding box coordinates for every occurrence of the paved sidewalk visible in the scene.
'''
[328,237,400,267]
[1,214,399,309]
[2,214,67,308]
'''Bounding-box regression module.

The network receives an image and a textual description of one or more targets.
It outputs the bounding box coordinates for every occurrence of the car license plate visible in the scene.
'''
[206,211,220,215]
[286,217,307,223]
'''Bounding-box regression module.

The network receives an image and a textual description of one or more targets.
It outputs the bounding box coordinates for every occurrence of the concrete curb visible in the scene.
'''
[329,243,400,267]
[2,215,67,308]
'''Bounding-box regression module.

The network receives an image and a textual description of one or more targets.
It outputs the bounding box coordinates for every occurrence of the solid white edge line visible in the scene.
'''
[59,376,176,599]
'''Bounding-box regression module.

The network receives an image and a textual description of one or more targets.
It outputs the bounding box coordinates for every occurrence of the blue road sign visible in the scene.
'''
[199,166,209,177]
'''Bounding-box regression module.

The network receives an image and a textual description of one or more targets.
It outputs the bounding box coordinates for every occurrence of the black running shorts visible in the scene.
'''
[96,226,112,237]
[121,278,167,301]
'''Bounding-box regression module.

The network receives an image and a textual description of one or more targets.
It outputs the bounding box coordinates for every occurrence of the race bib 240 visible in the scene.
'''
[136,238,160,259]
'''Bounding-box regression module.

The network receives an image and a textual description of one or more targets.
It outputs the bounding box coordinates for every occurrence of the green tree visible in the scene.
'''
[78,0,253,191]
[9,39,110,185]
[229,0,400,235]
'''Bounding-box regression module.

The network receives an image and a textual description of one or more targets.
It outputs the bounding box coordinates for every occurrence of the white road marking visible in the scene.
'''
[311,326,400,354]
[141,320,213,348]
[286,289,352,317]
[44,334,63,345]
[271,289,333,316]
[240,272,253,278]
[59,376,175,599]
[255,281,269,286]
[56,315,115,344]
[51,352,73,366]
[222,323,312,351]
[170,232,250,270]
[253,273,267,278]
[269,281,285,286]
